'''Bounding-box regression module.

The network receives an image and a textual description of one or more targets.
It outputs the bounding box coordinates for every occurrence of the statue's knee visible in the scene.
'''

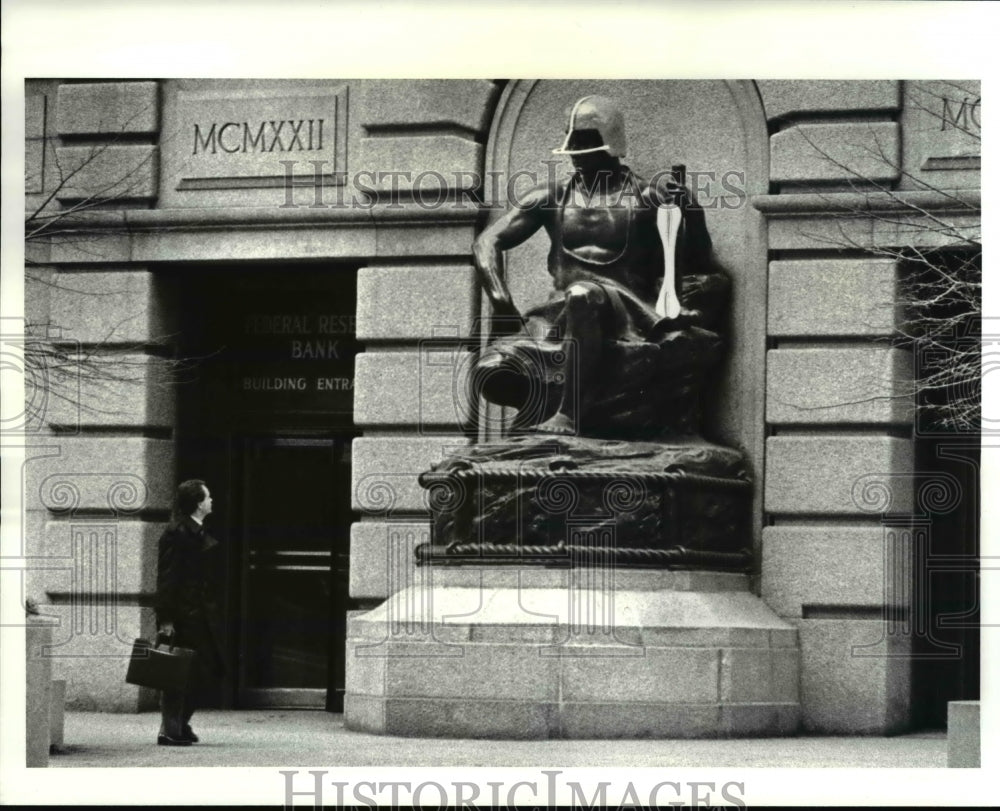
[565,284,604,315]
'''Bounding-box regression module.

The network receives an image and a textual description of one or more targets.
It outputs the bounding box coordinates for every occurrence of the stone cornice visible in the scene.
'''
[752,188,980,217]
[36,202,483,233]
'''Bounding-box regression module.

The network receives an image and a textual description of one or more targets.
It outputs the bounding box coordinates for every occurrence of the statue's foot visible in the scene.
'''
[534,413,577,435]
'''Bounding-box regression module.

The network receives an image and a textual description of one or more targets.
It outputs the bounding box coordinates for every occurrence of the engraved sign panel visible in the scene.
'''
[901,80,980,190]
[173,85,347,191]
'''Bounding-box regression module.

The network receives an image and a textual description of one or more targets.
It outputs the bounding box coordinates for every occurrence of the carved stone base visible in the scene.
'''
[418,435,752,569]
[344,568,800,739]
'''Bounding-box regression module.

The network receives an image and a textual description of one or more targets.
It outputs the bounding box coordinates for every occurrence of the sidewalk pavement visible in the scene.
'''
[51,710,947,768]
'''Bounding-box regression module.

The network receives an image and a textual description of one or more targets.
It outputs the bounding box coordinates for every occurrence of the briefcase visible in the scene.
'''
[125,636,196,692]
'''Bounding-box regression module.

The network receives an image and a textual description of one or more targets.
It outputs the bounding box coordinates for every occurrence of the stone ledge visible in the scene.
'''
[752,188,979,215]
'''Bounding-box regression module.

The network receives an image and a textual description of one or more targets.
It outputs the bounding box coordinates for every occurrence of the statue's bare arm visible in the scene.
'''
[472,186,552,320]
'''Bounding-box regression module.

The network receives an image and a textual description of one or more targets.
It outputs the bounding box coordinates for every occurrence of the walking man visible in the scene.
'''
[155,479,225,746]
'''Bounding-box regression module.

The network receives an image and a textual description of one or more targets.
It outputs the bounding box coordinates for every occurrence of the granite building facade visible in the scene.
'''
[23,79,981,734]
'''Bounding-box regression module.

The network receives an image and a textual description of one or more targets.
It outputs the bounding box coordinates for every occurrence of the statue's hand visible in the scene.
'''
[491,295,520,319]
[657,306,703,333]
[487,297,525,339]
[661,181,690,209]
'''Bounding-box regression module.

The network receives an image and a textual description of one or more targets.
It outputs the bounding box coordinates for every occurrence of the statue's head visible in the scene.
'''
[552,95,627,159]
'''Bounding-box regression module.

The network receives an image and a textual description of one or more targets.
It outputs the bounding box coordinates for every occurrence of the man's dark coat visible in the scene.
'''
[155,516,226,681]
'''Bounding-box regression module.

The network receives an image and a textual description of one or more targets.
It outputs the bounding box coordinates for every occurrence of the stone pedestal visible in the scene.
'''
[344,567,800,738]
[50,680,66,751]
[26,619,54,767]
[947,700,980,767]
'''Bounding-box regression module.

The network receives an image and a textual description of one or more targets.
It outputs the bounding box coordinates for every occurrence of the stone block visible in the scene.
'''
[797,618,910,733]
[345,638,387,696]
[48,270,168,345]
[26,619,54,766]
[762,525,910,618]
[50,232,133,265]
[357,136,483,192]
[43,604,158,712]
[771,648,801,703]
[721,648,799,704]
[57,82,159,136]
[757,80,900,120]
[356,265,476,341]
[54,145,158,202]
[361,80,497,133]
[345,577,801,738]
[719,703,800,736]
[350,695,556,739]
[766,347,913,425]
[560,646,719,704]
[771,123,900,184]
[382,641,561,701]
[27,437,175,514]
[351,436,470,514]
[26,92,47,136]
[349,521,430,600]
[947,700,980,767]
[343,693,385,732]
[49,679,66,749]
[765,436,913,516]
[25,266,54,334]
[38,520,160,597]
[42,354,176,429]
[560,702,722,739]
[768,259,899,337]
[766,208,980,252]
[354,349,473,429]
[26,94,47,194]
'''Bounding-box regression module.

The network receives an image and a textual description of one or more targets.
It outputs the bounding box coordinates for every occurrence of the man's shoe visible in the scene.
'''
[157,733,192,747]
[181,725,199,743]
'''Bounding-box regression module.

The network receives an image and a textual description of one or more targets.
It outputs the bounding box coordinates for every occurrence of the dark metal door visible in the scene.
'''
[237,436,352,709]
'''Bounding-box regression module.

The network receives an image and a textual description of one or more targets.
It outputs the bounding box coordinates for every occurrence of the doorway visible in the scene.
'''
[172,263,360,711]
[239,436,353,710]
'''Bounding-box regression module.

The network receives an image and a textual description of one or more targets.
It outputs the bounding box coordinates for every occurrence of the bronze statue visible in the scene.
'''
[472,95,728,439]
[419,96,749,569]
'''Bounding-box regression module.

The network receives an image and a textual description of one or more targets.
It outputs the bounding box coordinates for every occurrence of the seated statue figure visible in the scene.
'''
[472,95,729,439]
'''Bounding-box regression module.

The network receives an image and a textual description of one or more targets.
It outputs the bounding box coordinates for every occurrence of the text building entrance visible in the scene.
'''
[174,264,359,710]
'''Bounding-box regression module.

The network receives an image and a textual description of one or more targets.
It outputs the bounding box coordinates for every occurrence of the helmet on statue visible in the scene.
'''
[552,95,627,158]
